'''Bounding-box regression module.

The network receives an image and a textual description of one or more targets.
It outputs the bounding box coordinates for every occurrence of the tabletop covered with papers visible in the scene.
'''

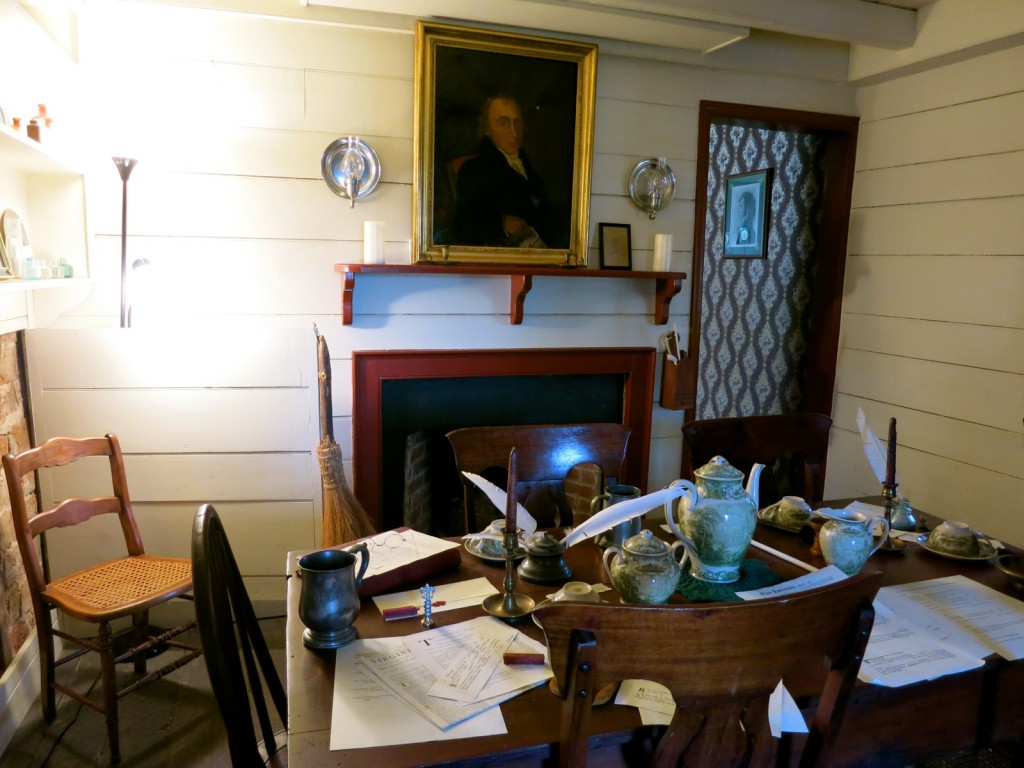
[285,510,1024,768]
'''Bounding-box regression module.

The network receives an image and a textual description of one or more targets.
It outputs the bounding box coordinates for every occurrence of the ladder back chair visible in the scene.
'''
[534,570,882,768]
[1,434,202,765]
[446,423,632,531]
[192,503,287,767]
[681,413,833,507]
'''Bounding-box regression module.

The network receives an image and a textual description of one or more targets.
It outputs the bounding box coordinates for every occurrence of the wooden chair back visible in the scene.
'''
[446,423,632,530]
[192,503,287,767]
[4,434,145,597]
[681,413,833,506]
[534,570,883,768]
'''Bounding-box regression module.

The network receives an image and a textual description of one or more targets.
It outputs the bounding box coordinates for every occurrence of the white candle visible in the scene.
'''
[363,221,385,264]
[653,233,672,271]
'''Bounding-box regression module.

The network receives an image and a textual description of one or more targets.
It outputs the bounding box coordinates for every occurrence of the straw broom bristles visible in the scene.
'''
[319,437,375,546]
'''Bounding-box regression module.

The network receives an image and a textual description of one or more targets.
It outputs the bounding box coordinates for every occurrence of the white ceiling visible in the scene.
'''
[305,0,939,54]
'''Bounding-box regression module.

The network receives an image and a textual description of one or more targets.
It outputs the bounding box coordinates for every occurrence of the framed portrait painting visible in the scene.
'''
[723,168,773,258]
[414,22,597,266]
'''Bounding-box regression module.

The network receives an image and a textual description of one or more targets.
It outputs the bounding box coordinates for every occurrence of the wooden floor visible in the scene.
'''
[3,617,286,768]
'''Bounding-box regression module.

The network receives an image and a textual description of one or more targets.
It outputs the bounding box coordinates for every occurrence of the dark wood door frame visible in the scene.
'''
[688,100,859,420]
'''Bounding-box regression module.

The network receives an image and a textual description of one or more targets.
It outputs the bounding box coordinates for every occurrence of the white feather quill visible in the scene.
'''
[460,471,538,536]
[560,485,689,548]
[856,407,899,487]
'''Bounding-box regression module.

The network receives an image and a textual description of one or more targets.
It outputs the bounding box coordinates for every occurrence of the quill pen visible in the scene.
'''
[561,485,689,548]
[856,407,899,487]
[460,471,538,536]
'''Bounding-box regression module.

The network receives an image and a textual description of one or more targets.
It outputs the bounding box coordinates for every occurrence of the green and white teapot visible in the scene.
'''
[665,456,763,583]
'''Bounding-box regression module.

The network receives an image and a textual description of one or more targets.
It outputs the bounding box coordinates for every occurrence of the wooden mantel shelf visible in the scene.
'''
[334,264,686,325]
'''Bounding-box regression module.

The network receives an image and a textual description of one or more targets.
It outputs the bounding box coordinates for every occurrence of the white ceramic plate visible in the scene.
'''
[463,538,526,563]
[917,535,998,562]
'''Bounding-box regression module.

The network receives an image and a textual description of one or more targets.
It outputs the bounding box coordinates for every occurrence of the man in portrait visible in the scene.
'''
[453,94,568,249]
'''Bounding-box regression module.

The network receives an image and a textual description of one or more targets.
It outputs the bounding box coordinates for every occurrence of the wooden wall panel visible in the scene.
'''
[838,42,1024,544]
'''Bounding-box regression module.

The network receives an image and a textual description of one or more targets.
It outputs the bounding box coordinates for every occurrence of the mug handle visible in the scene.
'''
[345,541,370,587]
[869,516,891,557]
[590,493,610,517]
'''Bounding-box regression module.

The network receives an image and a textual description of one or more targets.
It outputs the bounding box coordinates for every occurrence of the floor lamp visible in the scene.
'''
[112,157,138,328]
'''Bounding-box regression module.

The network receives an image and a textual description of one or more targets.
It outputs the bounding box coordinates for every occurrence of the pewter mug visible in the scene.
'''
[298,543,369,649]
[590,484,642,548]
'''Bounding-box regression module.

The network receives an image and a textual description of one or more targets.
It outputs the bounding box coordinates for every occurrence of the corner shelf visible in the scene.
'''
[334,263,686,325]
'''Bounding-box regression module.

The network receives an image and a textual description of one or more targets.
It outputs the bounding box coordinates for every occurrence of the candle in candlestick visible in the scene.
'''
[885,417,897,487]
[505,447,518,532]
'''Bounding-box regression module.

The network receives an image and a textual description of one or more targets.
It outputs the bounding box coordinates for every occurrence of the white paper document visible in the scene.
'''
[877,575,1024,661]
[734,565,847,600]
[768,680,808,737]
[615,679,676,726]
[357,529,460,580]
[358,617,551,730]
[330,637,507,751]
[372,577,500,617]
[858,601,984,687]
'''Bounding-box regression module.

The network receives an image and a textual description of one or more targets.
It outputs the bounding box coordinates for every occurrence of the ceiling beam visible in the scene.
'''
[305,0,750,54]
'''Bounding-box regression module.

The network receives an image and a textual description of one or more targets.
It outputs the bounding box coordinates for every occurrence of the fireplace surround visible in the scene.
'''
[352,348,656,532]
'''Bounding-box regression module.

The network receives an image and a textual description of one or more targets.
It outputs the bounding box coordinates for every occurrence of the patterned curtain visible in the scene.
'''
[697,124,825,419]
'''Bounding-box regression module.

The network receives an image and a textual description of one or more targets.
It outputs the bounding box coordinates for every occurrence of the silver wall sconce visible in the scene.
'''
[628,157,676,220]
[321,136,381,208]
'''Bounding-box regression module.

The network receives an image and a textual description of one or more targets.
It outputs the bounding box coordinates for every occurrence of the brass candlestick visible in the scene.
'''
[482,527,535,620]
[482,446,535,621]
[879,480,907,553]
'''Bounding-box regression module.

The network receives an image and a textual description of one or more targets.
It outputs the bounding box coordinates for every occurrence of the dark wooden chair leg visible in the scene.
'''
[38,608,56,722]
[132,610,149,675]
[98,621,121,765]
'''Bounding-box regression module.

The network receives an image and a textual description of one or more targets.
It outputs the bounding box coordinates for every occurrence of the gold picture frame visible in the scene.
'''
[414,22,597,266]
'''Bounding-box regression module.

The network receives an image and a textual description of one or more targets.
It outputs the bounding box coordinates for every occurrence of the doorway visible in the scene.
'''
[687,101,859,420]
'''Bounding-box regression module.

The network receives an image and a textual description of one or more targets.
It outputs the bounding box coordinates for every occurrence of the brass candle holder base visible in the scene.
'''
[879,482,907,555]
[482,528,535,621]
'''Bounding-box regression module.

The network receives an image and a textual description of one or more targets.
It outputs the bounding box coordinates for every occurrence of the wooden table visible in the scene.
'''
[285,510,1024,767]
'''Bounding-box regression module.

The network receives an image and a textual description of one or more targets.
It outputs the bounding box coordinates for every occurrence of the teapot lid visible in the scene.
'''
[695,455,744,482]
[623,528,670,555]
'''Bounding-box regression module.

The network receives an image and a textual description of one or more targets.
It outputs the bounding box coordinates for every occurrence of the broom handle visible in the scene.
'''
[317,333,333,441]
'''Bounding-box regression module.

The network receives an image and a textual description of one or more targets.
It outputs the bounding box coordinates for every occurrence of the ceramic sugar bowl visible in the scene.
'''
[603,529,687,604]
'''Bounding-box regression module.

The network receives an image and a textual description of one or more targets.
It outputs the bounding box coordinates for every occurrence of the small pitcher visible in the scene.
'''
[818,511,889,576]
[591,484,642,548]
[298,543,369,649]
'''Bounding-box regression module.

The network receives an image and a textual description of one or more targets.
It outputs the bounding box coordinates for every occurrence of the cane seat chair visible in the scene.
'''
[534,570,883,768]
[192,503,287,767]
[680,413,833,508]
[446,423,632,531]
[1,434,202,764]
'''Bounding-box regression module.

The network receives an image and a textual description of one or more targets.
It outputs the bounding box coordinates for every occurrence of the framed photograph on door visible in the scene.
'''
[723,169,772,258]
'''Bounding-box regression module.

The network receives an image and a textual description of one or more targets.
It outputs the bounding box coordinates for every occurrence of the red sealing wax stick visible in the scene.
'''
[503,652,545,666]
[382,602,446,621]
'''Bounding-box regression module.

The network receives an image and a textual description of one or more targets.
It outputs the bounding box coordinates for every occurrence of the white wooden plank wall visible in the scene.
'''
[830,43,1024,543]
[24,2,862,598]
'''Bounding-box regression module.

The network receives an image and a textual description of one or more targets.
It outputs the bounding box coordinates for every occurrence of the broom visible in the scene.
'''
[316,327,375,546]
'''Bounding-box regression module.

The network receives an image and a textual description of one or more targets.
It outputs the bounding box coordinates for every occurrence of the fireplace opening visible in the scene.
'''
[384,373,625,535]
[353,348,656,534]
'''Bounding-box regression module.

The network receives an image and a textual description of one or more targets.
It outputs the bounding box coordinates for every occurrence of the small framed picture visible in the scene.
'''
[724,168,772,258]
[598,223,631,270]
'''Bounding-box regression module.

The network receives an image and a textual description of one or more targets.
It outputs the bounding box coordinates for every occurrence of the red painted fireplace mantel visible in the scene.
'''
[352,347,656,531]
